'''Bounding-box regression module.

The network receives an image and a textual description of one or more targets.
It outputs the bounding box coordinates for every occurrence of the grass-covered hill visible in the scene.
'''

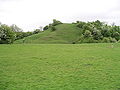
[14,20,120,44]
[14,24,82,44]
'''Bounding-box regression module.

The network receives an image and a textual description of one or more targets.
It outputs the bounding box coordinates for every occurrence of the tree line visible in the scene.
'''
[0,23,41,44]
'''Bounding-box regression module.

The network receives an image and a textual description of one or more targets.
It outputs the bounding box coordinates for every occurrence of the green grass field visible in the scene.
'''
[0,43,120,90]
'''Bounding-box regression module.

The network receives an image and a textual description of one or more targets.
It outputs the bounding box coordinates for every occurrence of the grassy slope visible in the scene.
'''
[0,43,120,90]
[15,24,82,44]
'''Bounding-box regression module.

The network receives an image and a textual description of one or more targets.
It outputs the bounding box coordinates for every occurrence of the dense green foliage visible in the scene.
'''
[76,20,120,43]
[0,23,41,44]
[0,24,15,44]
[0,44,120,90]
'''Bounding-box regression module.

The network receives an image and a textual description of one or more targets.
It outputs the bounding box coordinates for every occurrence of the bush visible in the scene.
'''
[76,22,86,28]
[51,26,56,31]
[109,37,117,43]
[43,25,49,31]
[76,21,80,23]
[78,34,84,43]
[102,37,110,43]
[113,32,120,41]
[84,30,92,38]
[83,37,95,43]
[33,29,41,34]
[72,22,76,24]
[52,19,62,26]
[83,24,90,30]
[92,30,103,40]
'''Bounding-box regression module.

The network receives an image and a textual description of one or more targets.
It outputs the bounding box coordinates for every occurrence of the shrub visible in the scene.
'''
[78,34,84,43]
[83,37,95,43]
[52,19,62,26]
[76,22,86,28]
[102,37,110,43]
[92,30,103,40]
[72,22,76,24]
[76,21,80,23]
[84,30,92,38]
[43,25,49,31]
[51,26,56,31]
[109,37,117,43]
[113,32,120,41]
[33,29,41,34]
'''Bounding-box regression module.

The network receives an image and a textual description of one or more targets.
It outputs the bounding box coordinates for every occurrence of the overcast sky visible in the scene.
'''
[0,0,120,31]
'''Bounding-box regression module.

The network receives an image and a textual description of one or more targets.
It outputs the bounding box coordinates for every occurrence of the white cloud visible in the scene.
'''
[0,0,120,31]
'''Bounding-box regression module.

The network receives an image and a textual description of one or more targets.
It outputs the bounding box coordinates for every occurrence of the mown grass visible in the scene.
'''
[0,43,120,90]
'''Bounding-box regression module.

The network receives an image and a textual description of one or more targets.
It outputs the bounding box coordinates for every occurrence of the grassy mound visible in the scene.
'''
[14,24,82,44]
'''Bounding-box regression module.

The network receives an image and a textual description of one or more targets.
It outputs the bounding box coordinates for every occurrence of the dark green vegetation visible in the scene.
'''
[0,24,15,44]
[1,19,120,44]
[15,20,120,44]
[0,44,120,90]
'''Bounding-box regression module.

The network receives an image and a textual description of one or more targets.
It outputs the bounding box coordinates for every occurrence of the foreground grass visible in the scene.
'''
[0,43,120,90]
